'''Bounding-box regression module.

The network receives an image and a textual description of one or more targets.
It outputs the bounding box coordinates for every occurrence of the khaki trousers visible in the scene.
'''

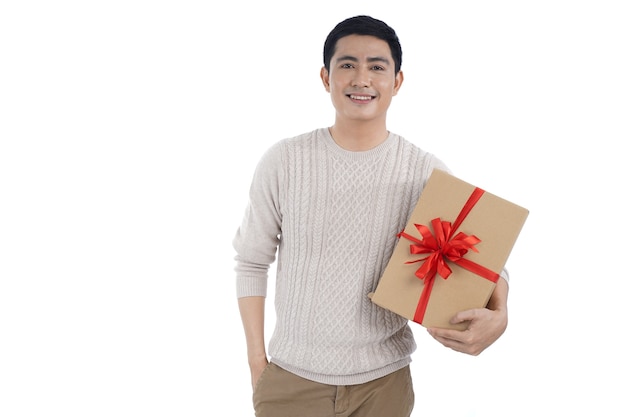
[253,363,414,417]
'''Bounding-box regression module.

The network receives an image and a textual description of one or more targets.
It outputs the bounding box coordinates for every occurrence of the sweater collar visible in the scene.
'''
[320,127,398,160]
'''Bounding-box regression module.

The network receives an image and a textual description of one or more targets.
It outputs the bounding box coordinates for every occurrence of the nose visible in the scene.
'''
[351,67,370,88]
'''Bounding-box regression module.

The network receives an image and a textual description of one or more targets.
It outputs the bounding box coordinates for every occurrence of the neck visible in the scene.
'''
[329,119,389,151]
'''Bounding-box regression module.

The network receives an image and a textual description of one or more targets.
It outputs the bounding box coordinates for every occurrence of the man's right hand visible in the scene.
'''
[250,356,269,390]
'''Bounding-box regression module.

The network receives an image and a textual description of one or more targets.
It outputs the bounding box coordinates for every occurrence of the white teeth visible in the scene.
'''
[350,95,372,100]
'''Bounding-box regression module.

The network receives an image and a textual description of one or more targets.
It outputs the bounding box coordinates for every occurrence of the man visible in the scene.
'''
[233,15,509,417]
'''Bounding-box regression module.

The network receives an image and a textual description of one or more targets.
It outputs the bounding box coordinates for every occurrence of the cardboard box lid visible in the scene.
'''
[370,169,529,329]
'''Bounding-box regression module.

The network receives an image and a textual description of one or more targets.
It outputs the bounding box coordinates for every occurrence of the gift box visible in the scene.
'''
[370,169,529,330]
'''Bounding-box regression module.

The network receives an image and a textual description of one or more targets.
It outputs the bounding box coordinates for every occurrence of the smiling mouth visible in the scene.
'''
[348,94,375,102]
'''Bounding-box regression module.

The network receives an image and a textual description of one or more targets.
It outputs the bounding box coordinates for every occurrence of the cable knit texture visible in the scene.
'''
[233,128,450,385]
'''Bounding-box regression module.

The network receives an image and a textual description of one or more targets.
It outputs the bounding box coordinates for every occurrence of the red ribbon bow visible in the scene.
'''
[398,187,500,323]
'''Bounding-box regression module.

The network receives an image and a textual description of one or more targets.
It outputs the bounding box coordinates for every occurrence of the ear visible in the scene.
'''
[393,70,404,96]
[320,66,331,92]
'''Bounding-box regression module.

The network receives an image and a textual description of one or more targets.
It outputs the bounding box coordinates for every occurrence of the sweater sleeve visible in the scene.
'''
[233,142,283,298]
[500,267,510,284]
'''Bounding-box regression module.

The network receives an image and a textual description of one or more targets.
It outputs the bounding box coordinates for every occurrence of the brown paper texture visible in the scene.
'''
[370,169,529,330]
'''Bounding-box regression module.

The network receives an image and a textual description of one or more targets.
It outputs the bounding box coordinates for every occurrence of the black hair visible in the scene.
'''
[323,15,403,75]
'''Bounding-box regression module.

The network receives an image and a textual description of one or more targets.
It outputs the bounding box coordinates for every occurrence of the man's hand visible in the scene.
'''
[427,306,507,355]
[427,277,509,356]
[238,296,268,390]
[249,356,269,390]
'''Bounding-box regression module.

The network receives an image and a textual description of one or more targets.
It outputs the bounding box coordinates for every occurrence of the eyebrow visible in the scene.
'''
[335,55,391,65]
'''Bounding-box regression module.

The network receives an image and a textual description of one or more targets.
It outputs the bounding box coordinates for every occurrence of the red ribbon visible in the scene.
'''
[398,187,500,323]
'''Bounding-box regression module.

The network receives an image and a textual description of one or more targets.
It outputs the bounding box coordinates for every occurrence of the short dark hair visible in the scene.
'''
[323,15,403,75]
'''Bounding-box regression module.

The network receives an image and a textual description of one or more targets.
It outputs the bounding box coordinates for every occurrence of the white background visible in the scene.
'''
[1,1,625,416]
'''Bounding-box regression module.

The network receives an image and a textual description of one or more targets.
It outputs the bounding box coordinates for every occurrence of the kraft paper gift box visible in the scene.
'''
[370,169,529,330]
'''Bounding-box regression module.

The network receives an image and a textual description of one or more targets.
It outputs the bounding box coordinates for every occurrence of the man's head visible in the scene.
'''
[320,16,404,132]
[323,15,403,75]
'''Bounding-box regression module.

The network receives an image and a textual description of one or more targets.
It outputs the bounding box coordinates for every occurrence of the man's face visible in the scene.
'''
[321,34,403,125]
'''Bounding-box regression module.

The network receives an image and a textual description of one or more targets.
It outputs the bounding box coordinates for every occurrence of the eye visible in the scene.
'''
[371,65,385,71]
[340,63,355,69]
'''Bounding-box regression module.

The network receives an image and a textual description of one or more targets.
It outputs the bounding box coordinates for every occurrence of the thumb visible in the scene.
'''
[450,308,478,324]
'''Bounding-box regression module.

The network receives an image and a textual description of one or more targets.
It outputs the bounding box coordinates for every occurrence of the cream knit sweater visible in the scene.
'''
[234,128,450,385]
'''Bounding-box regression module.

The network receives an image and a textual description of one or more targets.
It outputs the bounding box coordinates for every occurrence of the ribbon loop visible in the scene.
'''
[398,186,499,323]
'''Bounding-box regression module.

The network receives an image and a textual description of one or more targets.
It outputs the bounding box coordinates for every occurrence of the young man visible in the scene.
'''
[233,15,509,417]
